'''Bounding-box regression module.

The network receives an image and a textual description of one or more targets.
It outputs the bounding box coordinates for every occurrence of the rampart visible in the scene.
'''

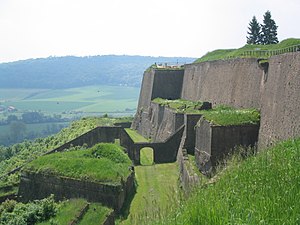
[195,118,259,174]
[135,68,184,110]
[259,53,300,147]
[46,126,121,154]
[132,68,184,134]
[18,171,135,213]
[133,52,300,149]
[181,58,263,108]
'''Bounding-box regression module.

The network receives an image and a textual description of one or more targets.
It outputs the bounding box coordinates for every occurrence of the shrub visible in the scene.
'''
[0,195,58,225]
[89,143,130,164]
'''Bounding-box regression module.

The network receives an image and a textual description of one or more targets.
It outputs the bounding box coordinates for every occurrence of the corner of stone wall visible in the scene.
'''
[177,129,200,192]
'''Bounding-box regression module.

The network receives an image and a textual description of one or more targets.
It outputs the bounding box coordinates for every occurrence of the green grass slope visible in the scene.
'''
[152,98,204,114]
[119,163,179,225]
[195,38,300,63]
[152,99,260,126]
[37,199,112,225]
[24,143,132,185]
[0,117,132,177]
[156,138,300,225]
[200,105,260,126]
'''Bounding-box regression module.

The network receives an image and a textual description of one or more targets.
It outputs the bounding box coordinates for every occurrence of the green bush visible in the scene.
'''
[0,195,58,225]
[89,143,130,164]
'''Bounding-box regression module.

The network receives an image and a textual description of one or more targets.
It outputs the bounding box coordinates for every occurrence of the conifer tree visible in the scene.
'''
[261,11,278,44]
[246,16,261,44]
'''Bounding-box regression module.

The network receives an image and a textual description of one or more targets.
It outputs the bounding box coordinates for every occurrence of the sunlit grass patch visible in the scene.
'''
[23,143,132,185]
[200,105,260,126]
[154,139,300,225]
[152,98,205,113]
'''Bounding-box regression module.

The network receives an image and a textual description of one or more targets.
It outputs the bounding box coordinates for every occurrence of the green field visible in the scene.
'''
[0,85,139,114]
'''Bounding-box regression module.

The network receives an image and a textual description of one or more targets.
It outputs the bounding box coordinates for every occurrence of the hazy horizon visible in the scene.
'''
[1,0,300,63]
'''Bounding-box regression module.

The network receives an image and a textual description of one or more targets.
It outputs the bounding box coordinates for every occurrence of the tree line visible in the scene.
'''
[0,112,68,126]
[0,55,195,89]
[247,10,278,45]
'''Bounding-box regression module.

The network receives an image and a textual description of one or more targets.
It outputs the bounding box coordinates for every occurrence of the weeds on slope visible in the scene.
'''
[154,139,300,225]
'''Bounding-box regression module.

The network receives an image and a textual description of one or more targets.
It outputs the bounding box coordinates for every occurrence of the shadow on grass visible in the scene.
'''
[117,178,138,220]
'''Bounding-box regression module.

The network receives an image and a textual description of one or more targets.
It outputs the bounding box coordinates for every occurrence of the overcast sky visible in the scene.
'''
[0,0,299,63]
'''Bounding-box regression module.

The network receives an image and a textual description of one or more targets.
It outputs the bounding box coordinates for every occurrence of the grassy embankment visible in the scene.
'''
[194,38,300,63]
[37,199,112,225]
[153,98,260,126]
[199,105,260,126]
[0,117,132,196]
[152,98,204,114]
[153,138,300,225]
[119,129,180,225]
[24,143,132,185]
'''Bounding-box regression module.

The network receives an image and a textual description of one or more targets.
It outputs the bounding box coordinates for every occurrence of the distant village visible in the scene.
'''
[0,104,17,113]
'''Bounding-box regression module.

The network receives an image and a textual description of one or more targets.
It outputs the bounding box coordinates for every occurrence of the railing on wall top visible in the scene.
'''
[226,44,300,60]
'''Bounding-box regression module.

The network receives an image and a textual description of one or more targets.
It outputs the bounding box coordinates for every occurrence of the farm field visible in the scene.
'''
[0,85,139,115]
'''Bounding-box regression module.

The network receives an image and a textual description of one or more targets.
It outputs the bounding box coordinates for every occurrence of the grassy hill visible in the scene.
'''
[0,55,195,89]
[195,38,300,63]
[154,138,300,225]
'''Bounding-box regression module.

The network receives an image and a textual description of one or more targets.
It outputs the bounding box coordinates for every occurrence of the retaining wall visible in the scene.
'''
[177,147,200,192]
[18,171,135,213]
[182,114,203,154]
[195,118,259,174]
[132,68,184,136]
[181,58,263,109]
[149,102,184,141]
[134,53,300,149]
[132,102,184,142]
[46,126,121,154]
[102,211,115,225]
[258,53,300,147]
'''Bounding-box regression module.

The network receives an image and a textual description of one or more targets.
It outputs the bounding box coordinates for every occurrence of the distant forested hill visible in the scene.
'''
[0,55,195,88]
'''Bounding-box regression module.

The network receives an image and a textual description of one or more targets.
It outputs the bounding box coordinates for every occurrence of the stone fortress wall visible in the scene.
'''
[133,52,300,149]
